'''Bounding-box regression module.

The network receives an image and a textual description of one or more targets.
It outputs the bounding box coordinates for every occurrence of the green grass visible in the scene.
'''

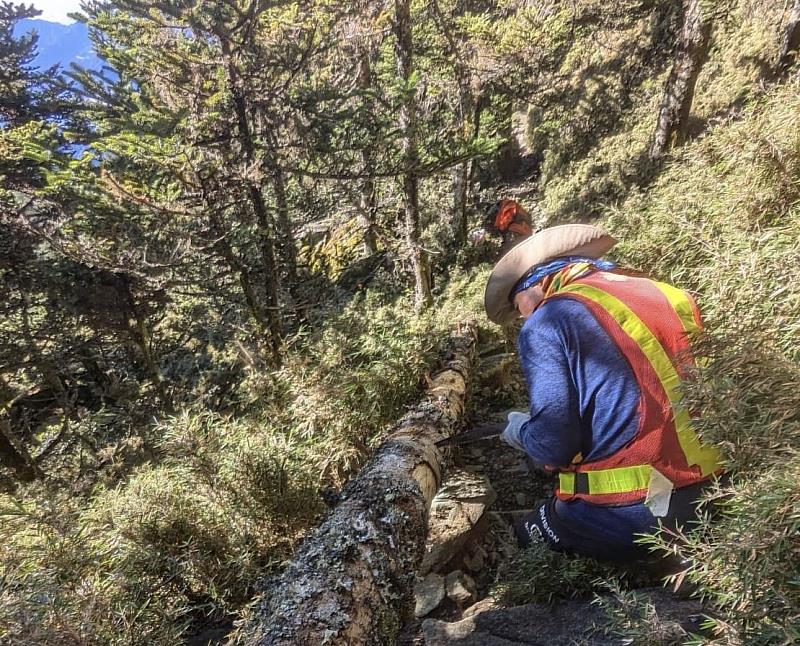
[0,263,492,644]
[491,541,613,605]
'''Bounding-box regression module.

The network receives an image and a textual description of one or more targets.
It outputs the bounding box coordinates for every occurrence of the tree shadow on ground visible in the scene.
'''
[414,587,702,645]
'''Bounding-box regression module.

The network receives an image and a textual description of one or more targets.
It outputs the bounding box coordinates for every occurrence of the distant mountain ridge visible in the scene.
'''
[15,18,102,71]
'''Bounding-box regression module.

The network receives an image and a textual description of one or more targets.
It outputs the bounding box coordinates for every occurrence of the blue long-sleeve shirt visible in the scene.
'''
[517,296,657,545]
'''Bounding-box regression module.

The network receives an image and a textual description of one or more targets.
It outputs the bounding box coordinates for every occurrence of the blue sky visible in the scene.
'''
[31,0,83,24]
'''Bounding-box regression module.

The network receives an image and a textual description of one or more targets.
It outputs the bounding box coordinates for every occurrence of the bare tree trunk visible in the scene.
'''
[221,44,284,361]
[357,50,379,257]
[394,0,432,310]
[248,188,284,360]
[115,277,163,389]
[649,0,713,160]
[497,99,522,180]
[240,324,476,645]
[778,0,800,75]
[452,163,469,246]
[268,162,310,328]
[359,168,379,257]
[270,165,298,284]
[431,0,476,251]
[205,192,282,366]
[452,92,484,248]
[132,307,160,384]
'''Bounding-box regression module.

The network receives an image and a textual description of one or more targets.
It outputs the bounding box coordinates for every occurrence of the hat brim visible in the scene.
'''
[484,224,618,325]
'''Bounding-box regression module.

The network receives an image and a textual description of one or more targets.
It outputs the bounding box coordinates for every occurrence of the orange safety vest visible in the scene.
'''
[546,271,723,505]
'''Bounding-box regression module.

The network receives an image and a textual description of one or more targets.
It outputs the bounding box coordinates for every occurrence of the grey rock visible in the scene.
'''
[419,588,703,645]
[445,570,477,605]
[422,616,519,645]
[461,544,486,573]
[462,597,496,618]
[420,469,497,575]
[414,573,446,618]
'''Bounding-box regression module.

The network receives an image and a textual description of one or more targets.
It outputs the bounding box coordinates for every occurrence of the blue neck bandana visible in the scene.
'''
[510,255,617,299]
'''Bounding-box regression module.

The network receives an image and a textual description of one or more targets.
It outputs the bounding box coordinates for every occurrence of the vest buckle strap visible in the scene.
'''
[559,465,653,497]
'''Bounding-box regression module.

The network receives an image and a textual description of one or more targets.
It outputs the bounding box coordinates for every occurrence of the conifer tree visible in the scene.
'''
[394,0,432,309]
[72,0,336,364]
[1,3,68,481]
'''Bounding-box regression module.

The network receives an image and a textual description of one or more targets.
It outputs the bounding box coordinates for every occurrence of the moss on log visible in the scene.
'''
[241,323,477,645]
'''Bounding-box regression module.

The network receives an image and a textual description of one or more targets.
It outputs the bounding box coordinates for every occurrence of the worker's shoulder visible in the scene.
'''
[521,297,594,340]
[522,297,621,359]
[534,295,594,324]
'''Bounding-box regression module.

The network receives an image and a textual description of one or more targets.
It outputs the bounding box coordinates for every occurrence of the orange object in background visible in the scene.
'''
[493,199,532,237]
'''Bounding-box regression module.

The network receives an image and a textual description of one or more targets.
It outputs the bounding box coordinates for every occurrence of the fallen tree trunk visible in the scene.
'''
[241,323,477,645]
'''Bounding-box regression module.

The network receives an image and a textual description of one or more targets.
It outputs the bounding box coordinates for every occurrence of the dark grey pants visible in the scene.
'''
[514,480,716,562]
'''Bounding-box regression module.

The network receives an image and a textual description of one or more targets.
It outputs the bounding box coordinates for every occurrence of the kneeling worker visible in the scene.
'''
[484,224,724,561]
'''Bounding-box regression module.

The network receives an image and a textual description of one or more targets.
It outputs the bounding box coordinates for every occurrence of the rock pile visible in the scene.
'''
[413,468,499,619]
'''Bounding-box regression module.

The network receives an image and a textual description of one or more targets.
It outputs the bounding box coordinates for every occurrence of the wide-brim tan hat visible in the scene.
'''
[484,224,617,324]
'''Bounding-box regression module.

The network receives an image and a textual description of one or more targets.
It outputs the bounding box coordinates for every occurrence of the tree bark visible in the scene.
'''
[394,0,433,310]
[431,0,477,251]
[204,196,275,350]
[118,277,163,389]
[778,0,800,76]
[497,99,522,180]
[220,40,284,362]
[649,0,713,160]
[453,93,484,249]
[452,162,469,247]
[357,49,379,257]
[241,323,477,645]
[270,164,298,286]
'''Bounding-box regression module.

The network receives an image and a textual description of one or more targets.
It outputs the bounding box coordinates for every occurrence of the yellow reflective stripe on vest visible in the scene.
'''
[560,282,721,477]
[652,281,710,371]
[652,281,700,336]
[559,465,652,496]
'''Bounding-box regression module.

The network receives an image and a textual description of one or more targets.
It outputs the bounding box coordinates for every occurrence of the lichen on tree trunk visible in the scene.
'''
[240,324,477,645]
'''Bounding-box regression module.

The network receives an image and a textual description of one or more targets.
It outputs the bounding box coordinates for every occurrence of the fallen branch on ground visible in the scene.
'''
[241,322,477,645]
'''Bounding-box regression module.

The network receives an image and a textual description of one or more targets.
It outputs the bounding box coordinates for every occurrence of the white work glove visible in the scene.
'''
[500,411,530,452]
